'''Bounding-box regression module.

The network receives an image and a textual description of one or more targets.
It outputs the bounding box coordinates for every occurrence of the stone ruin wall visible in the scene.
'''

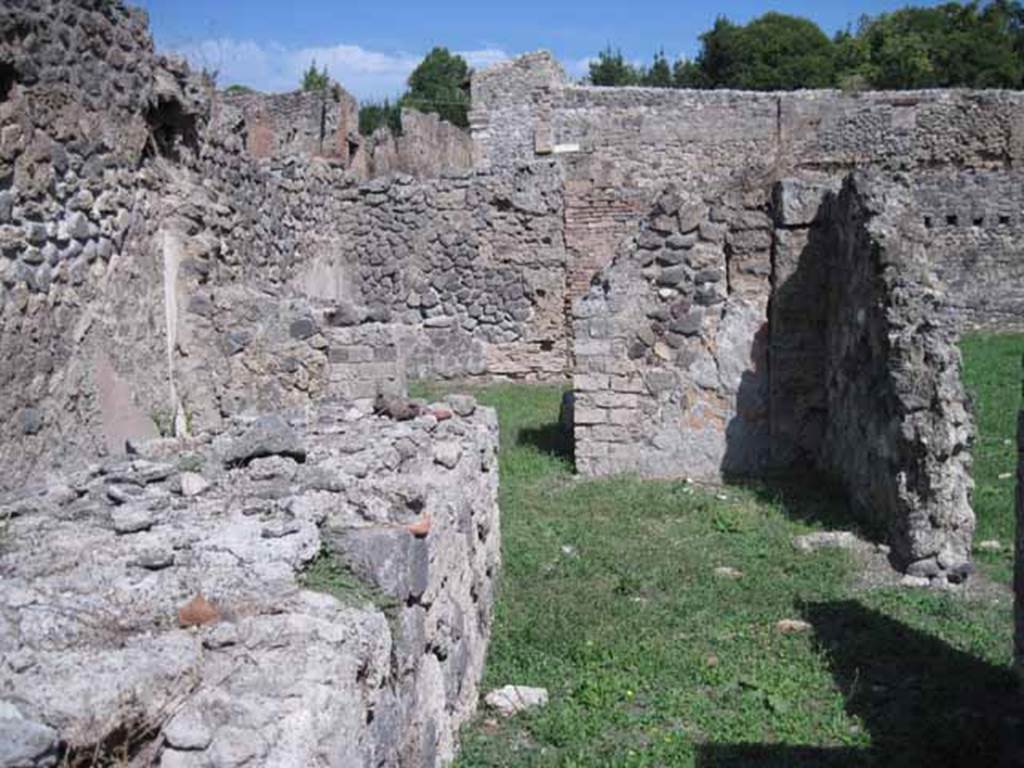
[0,3,505,766]
[0,0,198,488]
[0,9,569,490]
[469,58,1024,580]
[362,108,474,180]
[473,52,1024,318]
[821,175,974,578]
[219,87,360,163]
[170,77,565,438]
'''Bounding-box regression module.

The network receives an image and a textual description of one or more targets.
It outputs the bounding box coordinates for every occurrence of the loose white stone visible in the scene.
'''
[433,440,462,469]
[180,472,210,497]
[713,566,743,579]
[900,574,932,589]
[485,686,549,717]
[792,531,861,553]
[775,619,812,634]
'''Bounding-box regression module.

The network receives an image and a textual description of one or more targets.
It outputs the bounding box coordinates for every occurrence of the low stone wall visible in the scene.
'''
[0,398,500,767]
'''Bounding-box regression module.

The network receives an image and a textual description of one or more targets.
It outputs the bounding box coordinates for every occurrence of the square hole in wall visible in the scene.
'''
[924,216,933,229]
[999,214,1011,226]
[973,216,985,227]
[946,214,958,226]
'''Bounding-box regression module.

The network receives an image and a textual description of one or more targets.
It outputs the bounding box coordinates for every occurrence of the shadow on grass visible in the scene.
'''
[698,600,1023,767]
[724,468,887,542]
[517,421,574,463]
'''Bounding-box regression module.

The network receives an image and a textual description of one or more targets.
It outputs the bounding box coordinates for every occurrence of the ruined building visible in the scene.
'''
[1,1,1024,765]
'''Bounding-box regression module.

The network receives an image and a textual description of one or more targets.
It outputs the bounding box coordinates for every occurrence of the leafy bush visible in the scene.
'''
[301,59,330,91]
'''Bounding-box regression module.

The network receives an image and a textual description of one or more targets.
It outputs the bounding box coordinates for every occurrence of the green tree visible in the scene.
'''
[692,17,745,87]
[691,13,836,90]
[301,59,330,91]
[852,1,1024,88]
[359,99,403,136]
[642,50,674,87]
[588,46,641,86]
[590,1,1024,92]
[672,57,703,87]
[833,27,871,90]
[401,47,471,128]
[868,29,936,88]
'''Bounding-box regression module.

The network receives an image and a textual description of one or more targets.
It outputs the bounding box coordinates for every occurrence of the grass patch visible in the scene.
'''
[415,371,1018,767]
[299,548,398,613]
[961,332,1023,583]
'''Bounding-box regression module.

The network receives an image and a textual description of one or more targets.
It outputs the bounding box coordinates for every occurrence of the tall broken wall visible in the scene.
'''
[219,86,359,163]
[821,174,974,578]
[0,13,574,488]
[361,109,474,180]
[572,171,977,581]
[0,1,205,486]
[218,90,473,181]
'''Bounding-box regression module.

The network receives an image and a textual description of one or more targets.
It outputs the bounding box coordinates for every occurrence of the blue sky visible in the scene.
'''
[138,0,944,100]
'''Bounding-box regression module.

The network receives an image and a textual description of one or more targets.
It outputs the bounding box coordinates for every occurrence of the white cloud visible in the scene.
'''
[566,56,595,79]
[460,48,512,69]
[172,38,290,91]
[292,44,421,99]
[166,38,512,101]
